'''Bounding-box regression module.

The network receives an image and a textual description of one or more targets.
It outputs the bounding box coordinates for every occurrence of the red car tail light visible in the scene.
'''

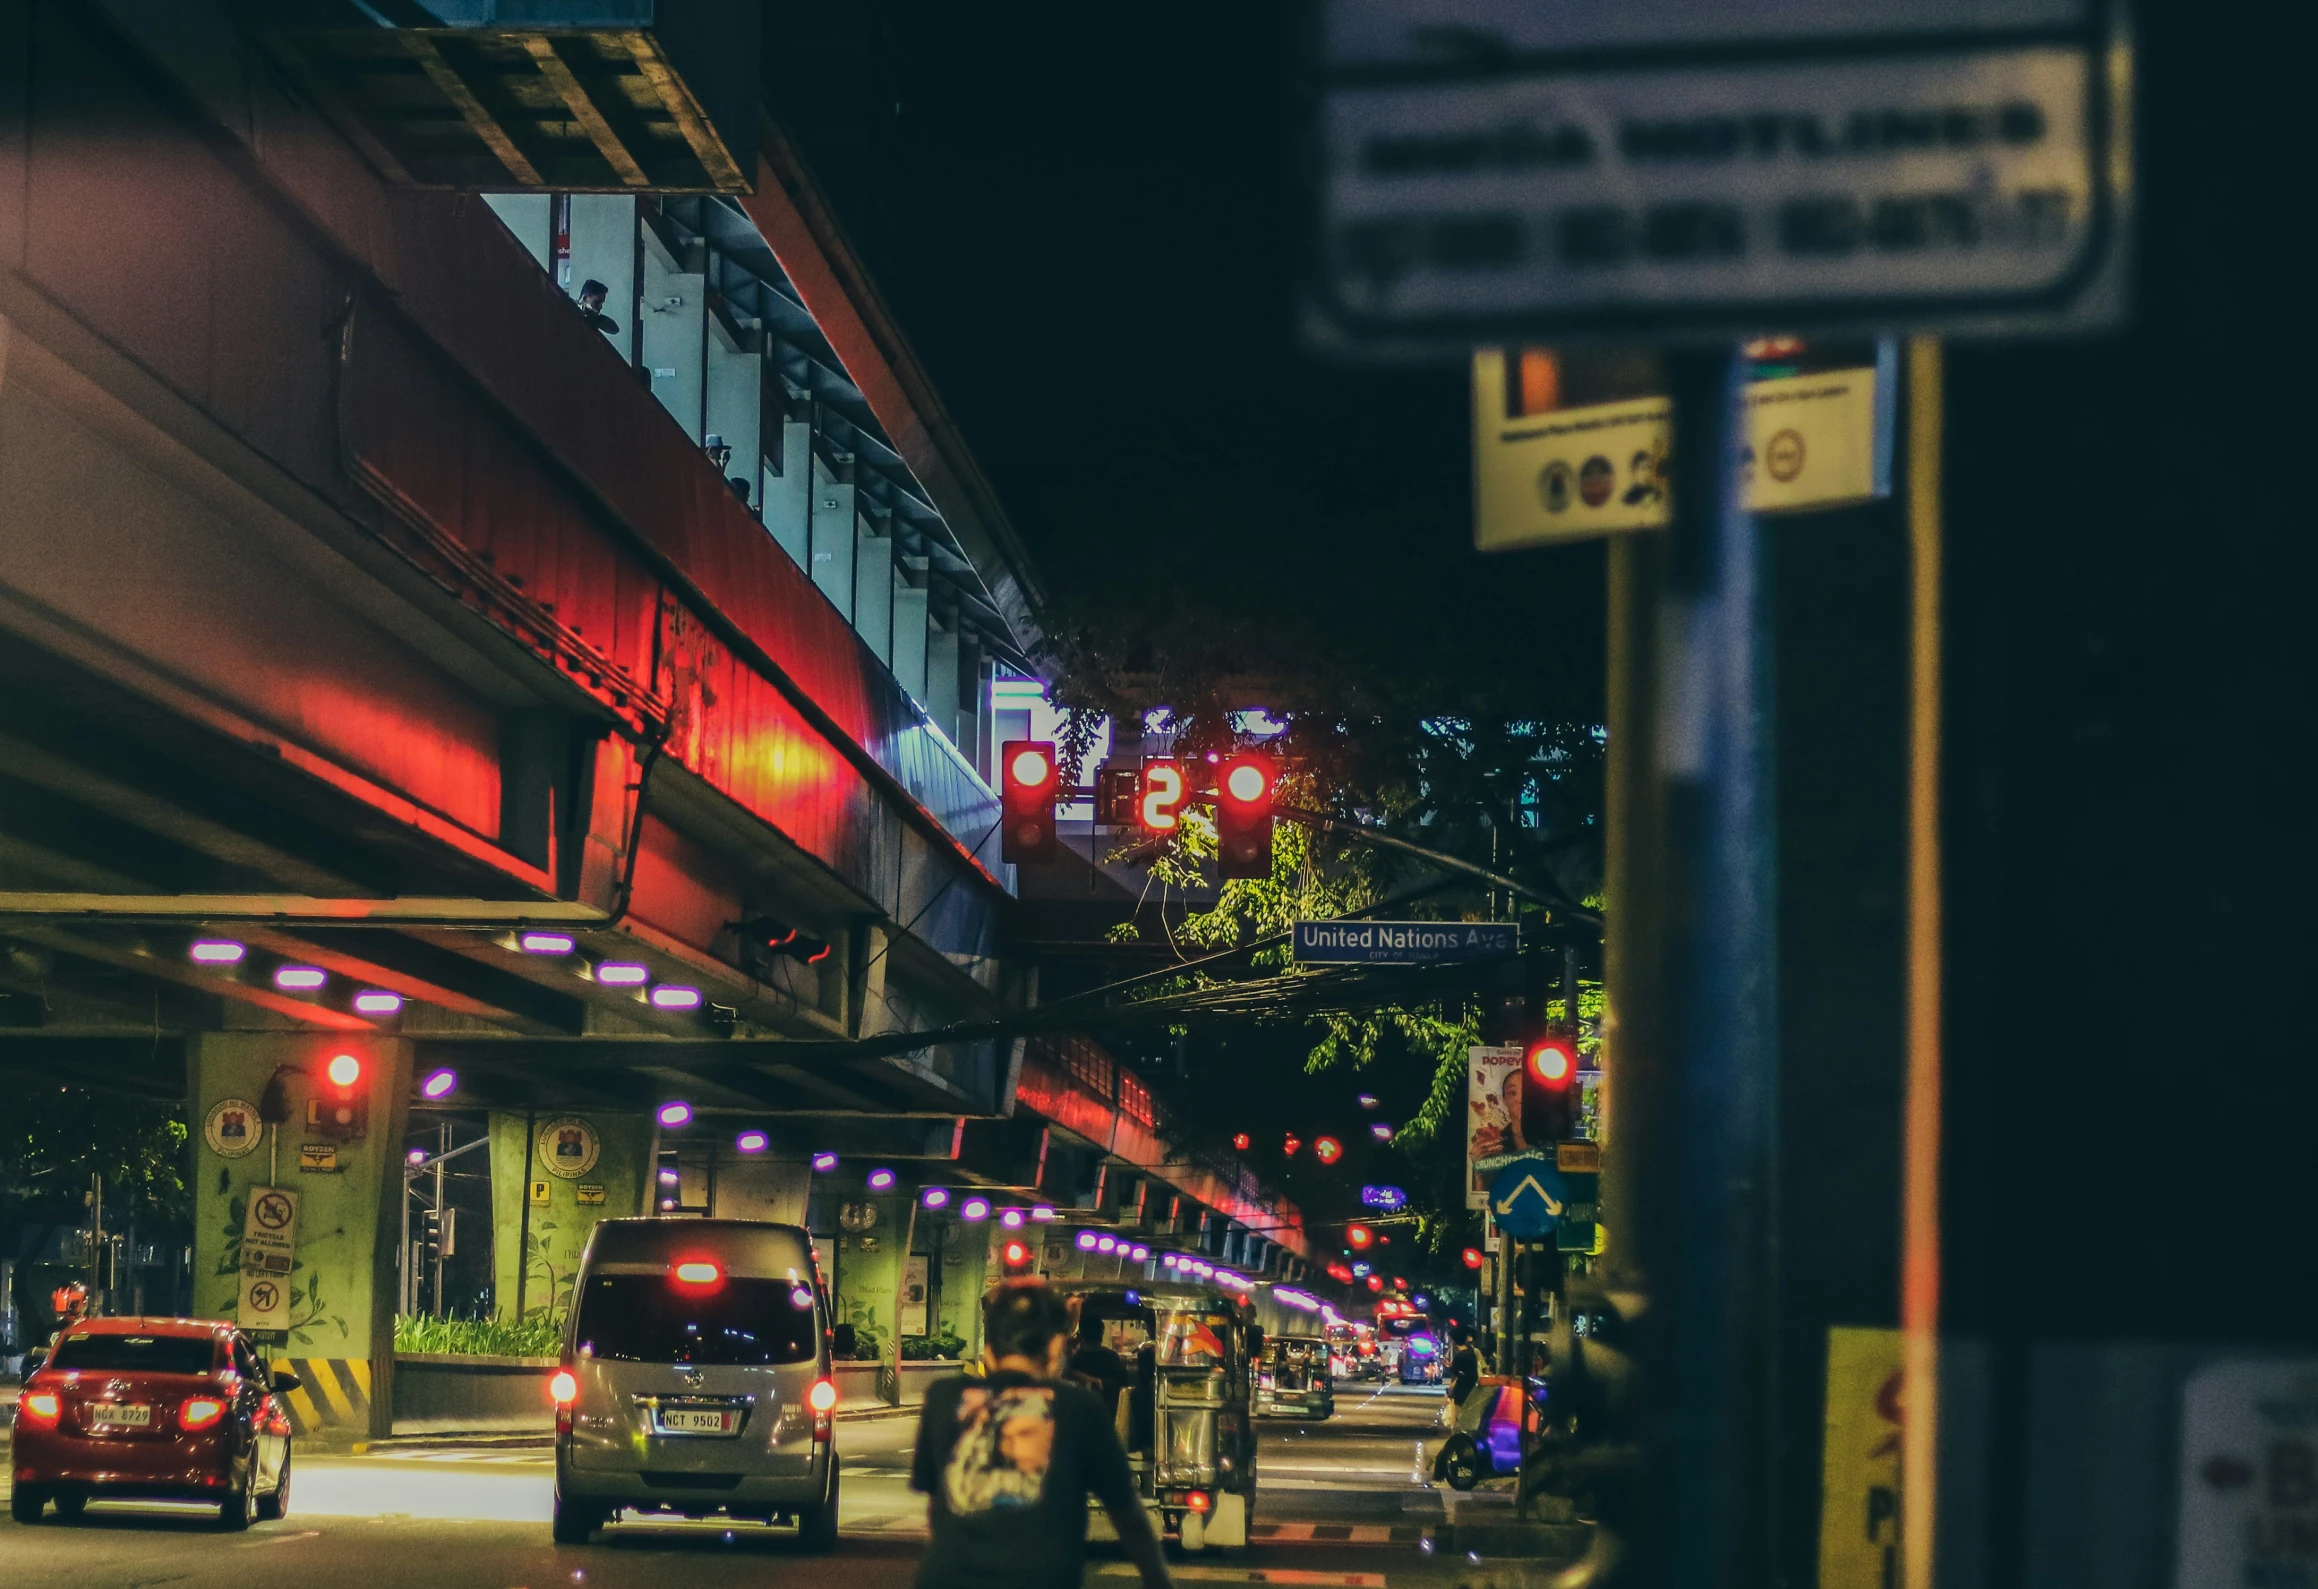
[18,1391,60,1424]
[179,1397,227,1431]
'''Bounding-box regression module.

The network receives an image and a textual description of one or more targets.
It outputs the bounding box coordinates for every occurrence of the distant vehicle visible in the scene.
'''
[11,1317,297,1528]
[1382,1315,1444,1385]
[1255,1333,1335,1420]
[551,1219,846,1546]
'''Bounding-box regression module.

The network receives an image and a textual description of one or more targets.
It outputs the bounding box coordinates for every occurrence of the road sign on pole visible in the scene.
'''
[1307,0,2130,349]
[1489,1154,1568,1239]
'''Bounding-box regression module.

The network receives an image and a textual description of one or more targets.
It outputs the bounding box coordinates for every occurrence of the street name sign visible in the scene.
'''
[1308,0,2130,347]
[1489,1154,1568,1239]
[1295,919,1519,964]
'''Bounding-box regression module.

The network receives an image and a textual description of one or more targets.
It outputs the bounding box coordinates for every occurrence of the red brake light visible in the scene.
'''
[19,1391,60,1423]
[671,1259,723,1287]
[179,1397,227,1431]
[1186,1489,1212,1513]
[808,1378,838,1415]
[548,1370,578,1404]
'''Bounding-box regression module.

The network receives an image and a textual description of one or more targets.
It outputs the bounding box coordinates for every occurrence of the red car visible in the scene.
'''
[11,1317,296,1528]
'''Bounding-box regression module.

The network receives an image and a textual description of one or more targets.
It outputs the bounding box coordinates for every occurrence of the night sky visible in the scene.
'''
[793,4,1605,718]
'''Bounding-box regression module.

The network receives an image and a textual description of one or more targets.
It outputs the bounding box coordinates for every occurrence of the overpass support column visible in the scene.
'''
[186,1033,412,1442]
[833,1182,917,1405]
[488,1111,654,1328]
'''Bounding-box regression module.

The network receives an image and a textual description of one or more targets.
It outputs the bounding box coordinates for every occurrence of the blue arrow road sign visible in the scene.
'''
[1489,1155,1568,1240]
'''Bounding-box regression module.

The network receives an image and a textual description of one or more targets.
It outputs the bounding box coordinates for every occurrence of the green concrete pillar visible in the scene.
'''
[833,1185,917,1403]
[936,1218,989,1359]
[489,1110,652,1330]
[187,1032,411,1440]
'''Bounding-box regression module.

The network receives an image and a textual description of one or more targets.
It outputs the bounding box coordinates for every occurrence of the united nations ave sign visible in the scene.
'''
[1308,0,2130,346]
[1295,920,1518,964]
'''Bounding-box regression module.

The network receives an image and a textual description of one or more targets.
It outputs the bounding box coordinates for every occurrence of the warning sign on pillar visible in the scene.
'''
[1818,1326,1903,1588]
[237,1185,300,1332]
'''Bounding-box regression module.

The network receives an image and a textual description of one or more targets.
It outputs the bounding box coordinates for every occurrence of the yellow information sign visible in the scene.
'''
[1819,1326,1905,1589]
[1473,351,1889,550]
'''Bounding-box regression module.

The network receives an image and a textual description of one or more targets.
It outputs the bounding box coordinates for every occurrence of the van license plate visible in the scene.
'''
[656,1408,738,1435]
[91,1404,153,1429]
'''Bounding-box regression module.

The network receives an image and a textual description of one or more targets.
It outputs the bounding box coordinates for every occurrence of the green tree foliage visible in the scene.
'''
[0,1084,190,1238]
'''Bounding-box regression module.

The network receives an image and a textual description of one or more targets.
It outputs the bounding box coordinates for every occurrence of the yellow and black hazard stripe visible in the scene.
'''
[269,1357,373,1438]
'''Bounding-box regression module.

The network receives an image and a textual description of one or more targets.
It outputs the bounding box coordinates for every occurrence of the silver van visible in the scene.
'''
[551,1218,852,1545]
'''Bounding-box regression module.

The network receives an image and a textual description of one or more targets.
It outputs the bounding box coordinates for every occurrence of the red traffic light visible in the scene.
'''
[1526,1034,1577,1089]
[1313,1136,1342,1165]
[1001,740,1061,864]
[1346,1224,1373,1249]
[325,1051,363,1090]
[1283,1133,1301,1156]
[1231,1132,1250,1152]
[1009,746,1055,789]
[1365,1274,1384,1292]
[1214,754,1277,880]
[1462,1247,1485,1270]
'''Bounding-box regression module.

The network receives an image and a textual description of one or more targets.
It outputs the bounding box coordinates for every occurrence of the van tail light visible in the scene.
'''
[18,1391,60,1424]
[179,1397,227,1431]
[550,1367,578,1436]
[1186,1489,1212,1513]
[808,1376,837,1438]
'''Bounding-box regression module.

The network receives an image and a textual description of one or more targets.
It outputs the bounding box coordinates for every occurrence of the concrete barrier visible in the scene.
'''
[392,1352,557,1435]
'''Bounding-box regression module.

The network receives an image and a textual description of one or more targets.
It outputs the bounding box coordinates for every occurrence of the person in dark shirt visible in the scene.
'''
[1432,1324,1483,1481]
[574,279,620,335]
[1447,1324,1480,1407]
[911,1279,1172,1589]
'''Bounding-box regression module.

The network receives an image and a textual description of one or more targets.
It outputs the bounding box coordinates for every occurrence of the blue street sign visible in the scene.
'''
[1488,1155,1568,1240]
[1293,920,1519,965]
[1360,1185,1407,1211]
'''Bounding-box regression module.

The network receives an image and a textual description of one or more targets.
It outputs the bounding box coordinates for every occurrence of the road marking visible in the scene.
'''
[239,1529,323,1546]
[1098,1569,1384,1586]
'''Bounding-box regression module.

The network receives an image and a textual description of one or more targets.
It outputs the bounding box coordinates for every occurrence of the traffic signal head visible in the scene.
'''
[1346,1224,1373,1249]
[1525,1033,1576,1089]
[1001,741,1060,864]
[1313,1136,1343,1165]
[1000,1237,1036,1276]
[309,1050,369,1141]
[1520,1028,1580,1146]
[1214,754,1277,880]
[1462,1247,1486,1270]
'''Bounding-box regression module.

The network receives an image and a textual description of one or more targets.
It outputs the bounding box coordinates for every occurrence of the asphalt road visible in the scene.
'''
[1,1382,1474,1588]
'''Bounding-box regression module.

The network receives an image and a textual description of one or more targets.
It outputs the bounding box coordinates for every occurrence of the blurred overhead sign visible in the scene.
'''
[1308,0,2129,348]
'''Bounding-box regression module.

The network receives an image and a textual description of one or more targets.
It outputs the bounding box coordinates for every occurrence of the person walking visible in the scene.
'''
[1431,1323,1483,1481]
[910,1279,1173,1589]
